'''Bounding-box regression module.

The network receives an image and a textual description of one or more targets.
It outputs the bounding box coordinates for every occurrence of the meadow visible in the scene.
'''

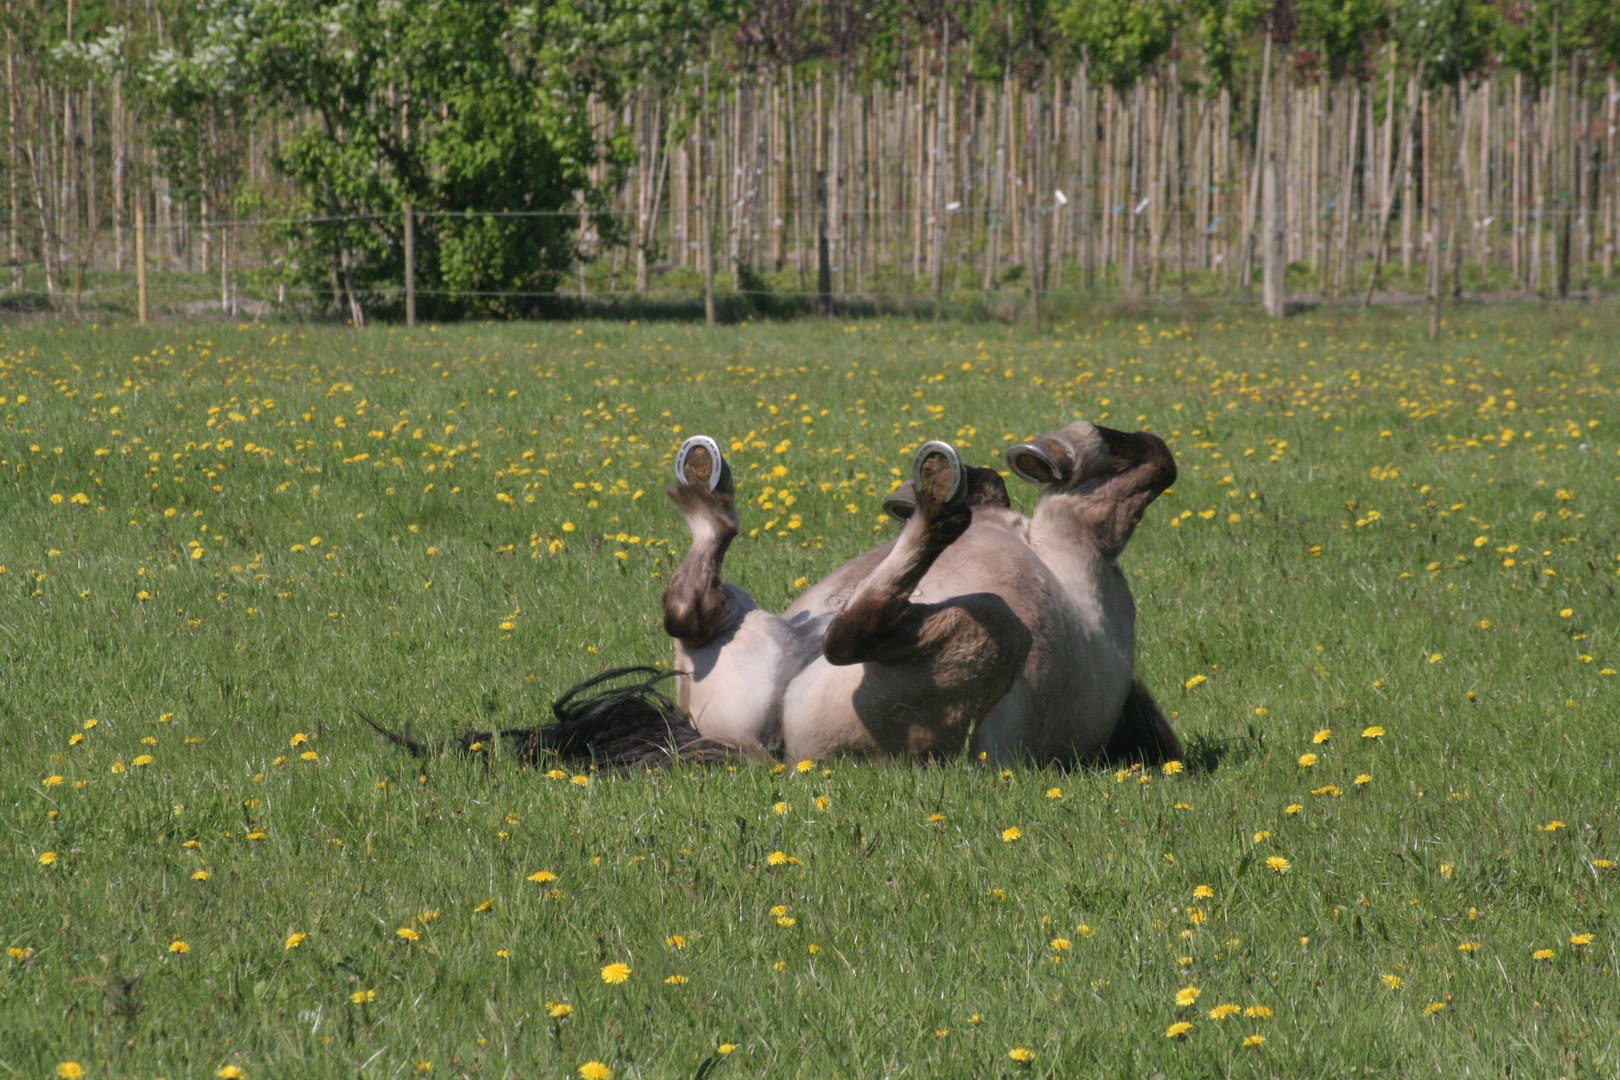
[1,303,1617,1079]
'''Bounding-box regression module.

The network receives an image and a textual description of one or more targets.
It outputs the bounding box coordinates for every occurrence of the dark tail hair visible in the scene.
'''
[359,666,731,769]
[1101,679,1183,766]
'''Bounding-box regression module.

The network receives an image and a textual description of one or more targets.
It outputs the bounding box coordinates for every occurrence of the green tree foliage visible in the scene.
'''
[1059,0,1178,89]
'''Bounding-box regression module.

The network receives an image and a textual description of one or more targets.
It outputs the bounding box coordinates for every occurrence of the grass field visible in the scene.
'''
[2,304,1618,1079]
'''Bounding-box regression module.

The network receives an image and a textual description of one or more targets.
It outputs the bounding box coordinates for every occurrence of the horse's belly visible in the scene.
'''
[678,608,823,757]
[778,660,878,760]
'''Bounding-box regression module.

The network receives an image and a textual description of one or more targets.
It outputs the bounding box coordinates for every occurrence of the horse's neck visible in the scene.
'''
[1028,498,1132,619]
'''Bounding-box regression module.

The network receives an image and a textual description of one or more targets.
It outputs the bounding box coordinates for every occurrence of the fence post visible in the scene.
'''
[135,197,148,326]
[817,169,832,316]
[1262,160,1284,318]
[403,203,416,327]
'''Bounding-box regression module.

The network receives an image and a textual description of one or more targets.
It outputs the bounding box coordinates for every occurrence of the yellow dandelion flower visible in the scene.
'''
[1423,1002,1446,1016]
[578,1063,612,1080]
[1162,760,1184,775]
[396,927,420,941]
[38,851,57,866]
[772,801,788,815]
[57,1065,85,1079]
[717,1044,736,1055]
[1165,1021,1193,1038]
[1542,821,1565,832]
[1184,674,1207,690]
[168,940,190,953]
[474,899,493,913]
[776,916,797,927]
[665,974,688,985]
[766,851,789,866]
[192,870,210,881]
[1208,1003,1240,1020]
[570,774,590,786]
[795,760,814,773]
[1050,938,1071,951]
[546,1001,573,1018]
[1001,826,1022,842]
[1381,974,1403,990]
[600,962,631,984]
[925,813,945,823]
[1531,949,1555,961]
[1285,804,1303,815]
[1253,830,1271,843]
[216,1068,244,1079]
[43,774,63,787]
[1354,774,1371,786]
[1007,1047,1036,1063]
[1046,787,1063,798]
[1266,856,1290,873]
[1593,860,1615,868]
[1193,885,1214,899]
[1242,1034,1266,1046]
[284,932,306,950]
[1312,729,1332,743]
[1569,934,1593,946]
[1458,942,1480,952]
[1244,1005,1272,1018]
[528,870,559,883]
[1297,753,1318,767]
[1362,726,1385,739]
[1175,986,1201,1007]
[349,989,376,1004]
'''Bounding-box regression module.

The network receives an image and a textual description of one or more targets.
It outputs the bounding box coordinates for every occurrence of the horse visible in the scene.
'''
[651,421,1180,765]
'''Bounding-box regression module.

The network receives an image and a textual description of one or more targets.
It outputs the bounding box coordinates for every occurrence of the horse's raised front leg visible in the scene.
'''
[662,436,743,646]
[793,441,1031,758]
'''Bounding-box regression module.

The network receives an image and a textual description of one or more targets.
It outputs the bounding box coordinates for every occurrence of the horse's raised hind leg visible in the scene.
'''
[662,436,743,647]
[803,441,1032,758]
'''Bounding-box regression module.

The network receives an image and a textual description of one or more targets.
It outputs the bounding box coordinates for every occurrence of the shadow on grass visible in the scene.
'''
[1181,723,1266,775]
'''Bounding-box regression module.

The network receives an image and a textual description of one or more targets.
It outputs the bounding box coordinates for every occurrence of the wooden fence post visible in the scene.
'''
[1262,159,1284,317]
[135,196,147,325]
[403,203,416,326]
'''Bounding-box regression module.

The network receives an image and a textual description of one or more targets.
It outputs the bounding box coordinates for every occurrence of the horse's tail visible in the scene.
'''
[1102,679,1183,766]
[542,665,731,767]
[358,666,730,769]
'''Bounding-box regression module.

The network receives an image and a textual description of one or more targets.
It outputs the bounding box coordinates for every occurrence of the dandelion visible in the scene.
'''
[1165,1021,1192,1038]
[1362,726,1385,739]
[57,1065,85,1079]
[1162,760,1184,775]
[570,774,590,786]
[1297,753,1317,767]
[396,927,419,941]
[795,759,814,773]
[38,851,57,866]
[528,870,559,883]
[216,1069,244,1079]
[717,1044,736,1055]
[43,774,63,787]
[1266,856,1290,873]
[1193,885,1214,899]
[665,974,688,985]
[349,989,376,1004]
[285,932,306,950]
[1423,1002,1446,1016]
[1175,986,1201,1007]
[192,870,210,881]
[925,813,945,823]
[1244,1005,1273,1018]
[1242,1034,1266,1047]
[776,916,797,927]
[1285,804,1303,815]
[1184,674,1207,690]
[1001,826,1022,842]
[168,940,190,953]
[1007,1047,1036,1063]
[1458,942,1480,952]
[1208,1003,1239,1020]
[772,801,788,815]
[1382,974,1402,990]
[1312,729,1332,743]
[546,1001,573,1018]
[1542,821,1565,832]
[1050,938,1071,951]
[601,962,631,984]
[1531,949,1555,961]
[1046,787,1063,798]
[1569,934,1593,946]
[1253,830,1271,843]
[578,1063,612,1080]
[1354,774,1371,786]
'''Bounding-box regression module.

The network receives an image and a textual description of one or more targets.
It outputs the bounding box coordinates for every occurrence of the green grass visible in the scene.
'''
[2,305,1618,1079]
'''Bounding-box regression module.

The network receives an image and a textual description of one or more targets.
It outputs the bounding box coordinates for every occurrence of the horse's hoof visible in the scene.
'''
[882,480,917,521]
[675,435,726,491]
[912,440,965,507]
[1005,437,1068,486]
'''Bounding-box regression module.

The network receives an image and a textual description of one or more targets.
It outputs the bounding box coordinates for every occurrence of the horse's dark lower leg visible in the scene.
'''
[662,440,741,646]
[822,442,972,666]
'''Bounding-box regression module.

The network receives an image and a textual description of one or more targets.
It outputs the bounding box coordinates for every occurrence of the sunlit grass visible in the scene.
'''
[2,305,1618,1077]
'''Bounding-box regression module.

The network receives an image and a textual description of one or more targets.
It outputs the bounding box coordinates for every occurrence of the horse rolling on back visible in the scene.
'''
[653,421,1180,766]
